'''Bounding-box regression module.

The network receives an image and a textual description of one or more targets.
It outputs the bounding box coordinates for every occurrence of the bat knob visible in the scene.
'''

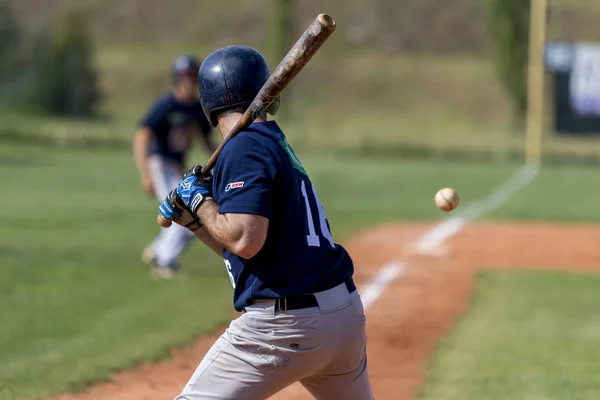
[157,214,172,228]
[317,14,336,29]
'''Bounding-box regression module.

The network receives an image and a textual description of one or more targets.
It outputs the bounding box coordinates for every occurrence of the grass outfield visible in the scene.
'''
[3,142,600,399]
[0,144,515,400]
[419,270,600,400]
[488,163,600,223]
[0,51,513,151]
[5,46,600,160]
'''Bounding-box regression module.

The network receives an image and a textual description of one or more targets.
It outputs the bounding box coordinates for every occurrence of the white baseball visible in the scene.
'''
[435,188,459,212]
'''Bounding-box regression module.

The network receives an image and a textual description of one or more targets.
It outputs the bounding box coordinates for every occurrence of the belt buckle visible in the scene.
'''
[277,298,288,312]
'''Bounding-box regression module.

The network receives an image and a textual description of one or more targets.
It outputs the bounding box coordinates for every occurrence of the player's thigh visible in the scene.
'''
[300,358,373,400]
[300,332,373,400]
[163,160,184,190]
[147,157,183,199]
[147,156,171,199]
[301,295,373,399]
[175,323,302,400]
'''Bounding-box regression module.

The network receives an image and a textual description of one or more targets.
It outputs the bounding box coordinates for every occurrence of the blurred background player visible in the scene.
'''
[133,55,216,279]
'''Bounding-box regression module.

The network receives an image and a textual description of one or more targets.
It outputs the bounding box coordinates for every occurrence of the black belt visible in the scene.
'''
[273,279,356,312]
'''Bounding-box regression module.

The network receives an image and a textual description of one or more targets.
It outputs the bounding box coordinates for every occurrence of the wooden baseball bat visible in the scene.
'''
[157,13,336,228]
[202,13,336,174]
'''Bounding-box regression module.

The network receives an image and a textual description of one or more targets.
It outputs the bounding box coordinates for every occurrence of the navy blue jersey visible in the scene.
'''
[139,93,211,163]
[212,121,354,311]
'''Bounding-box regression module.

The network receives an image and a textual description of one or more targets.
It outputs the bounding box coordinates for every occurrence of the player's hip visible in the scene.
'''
[182,291,370,399]
[226,283,366,370]
[237,279,365,339]
[238,289,365,341]
[243,278,357,315]
[147,154,185,172]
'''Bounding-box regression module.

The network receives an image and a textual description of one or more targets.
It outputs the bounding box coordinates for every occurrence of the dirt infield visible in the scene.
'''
[49,221,600,400]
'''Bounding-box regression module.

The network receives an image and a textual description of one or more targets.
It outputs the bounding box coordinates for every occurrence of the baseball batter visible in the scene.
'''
[133,55,215,279]
[158,46,373,399]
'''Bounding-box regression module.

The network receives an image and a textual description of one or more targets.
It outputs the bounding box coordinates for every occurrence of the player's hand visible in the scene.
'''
[176,165,213,213]
[141,175,154,197]
[158,189,202,231]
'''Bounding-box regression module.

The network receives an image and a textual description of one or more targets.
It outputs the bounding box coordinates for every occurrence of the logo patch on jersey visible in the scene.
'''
[225,181,244,192]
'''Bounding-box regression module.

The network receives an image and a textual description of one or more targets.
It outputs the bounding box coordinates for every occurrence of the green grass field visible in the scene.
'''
[487,163,600,223]
[5,46,600,163]
[419,270,600,400]
[0,51,514,152]
[0,143,518,400]
[3,1,600,399]
[3,141,600,399]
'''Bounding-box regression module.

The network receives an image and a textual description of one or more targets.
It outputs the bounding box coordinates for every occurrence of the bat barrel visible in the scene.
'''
[250,13,336,113]
[271,13,336,81]
[200,13,336,176]
[166,13,337,226]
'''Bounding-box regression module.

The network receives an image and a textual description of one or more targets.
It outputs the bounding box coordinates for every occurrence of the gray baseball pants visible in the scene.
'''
[146,155,194,268]
[174,281,374,400]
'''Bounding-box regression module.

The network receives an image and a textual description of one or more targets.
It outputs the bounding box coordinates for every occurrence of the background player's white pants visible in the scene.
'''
[174,282,374,400]
[147,156,194,268]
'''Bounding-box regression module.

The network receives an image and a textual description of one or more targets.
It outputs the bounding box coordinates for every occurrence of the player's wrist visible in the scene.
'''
[189,191,212,214]
[195,197,216,225]
[184,218,203,232]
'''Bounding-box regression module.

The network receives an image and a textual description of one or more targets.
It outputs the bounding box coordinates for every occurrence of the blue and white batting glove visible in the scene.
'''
[176,165,213,214]
[158,189,203,231]
[158,190,182,219]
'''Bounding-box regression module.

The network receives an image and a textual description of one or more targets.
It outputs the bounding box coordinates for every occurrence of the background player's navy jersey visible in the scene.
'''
[139,93,211,163]
[212,121,354,312]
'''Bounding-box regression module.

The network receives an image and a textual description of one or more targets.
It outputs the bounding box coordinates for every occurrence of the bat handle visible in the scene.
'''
[157,214,172,228]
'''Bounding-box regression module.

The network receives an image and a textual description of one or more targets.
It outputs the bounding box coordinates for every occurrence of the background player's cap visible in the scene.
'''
[172,55,201,82]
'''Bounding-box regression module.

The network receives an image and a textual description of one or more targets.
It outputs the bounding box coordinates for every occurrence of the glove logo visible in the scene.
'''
[225,181,244,192]
[180,176,195,191]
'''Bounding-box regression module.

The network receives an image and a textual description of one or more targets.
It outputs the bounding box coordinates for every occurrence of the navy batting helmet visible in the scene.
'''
[172,55,201,83]
[197,45,280,127]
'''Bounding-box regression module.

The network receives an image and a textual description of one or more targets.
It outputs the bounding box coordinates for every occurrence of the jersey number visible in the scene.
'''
[224,259,236,288]
[301,180,334,248]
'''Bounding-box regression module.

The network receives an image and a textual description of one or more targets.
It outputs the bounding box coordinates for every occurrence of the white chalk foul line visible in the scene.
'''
[359,261,407,309]
[360,163,539,310]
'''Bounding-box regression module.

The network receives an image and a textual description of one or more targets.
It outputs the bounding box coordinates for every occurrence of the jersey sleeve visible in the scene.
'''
[215,135,276,218]
[139,98,167,133]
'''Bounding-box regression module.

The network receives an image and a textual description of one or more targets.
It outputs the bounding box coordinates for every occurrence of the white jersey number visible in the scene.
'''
[301,180,334,248]
[224,259,236,288]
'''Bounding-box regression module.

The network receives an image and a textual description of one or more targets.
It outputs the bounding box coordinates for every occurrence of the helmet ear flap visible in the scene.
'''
[266,96,280,116]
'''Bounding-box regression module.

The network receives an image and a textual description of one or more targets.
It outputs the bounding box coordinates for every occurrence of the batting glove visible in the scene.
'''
[159,189,203,231]
[177,165,213,214]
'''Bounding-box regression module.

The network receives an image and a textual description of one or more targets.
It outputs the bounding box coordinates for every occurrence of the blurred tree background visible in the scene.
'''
[1,0,600,162]
[0,3,99,117]
[487,0,531,126]
[32,10,100,117]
